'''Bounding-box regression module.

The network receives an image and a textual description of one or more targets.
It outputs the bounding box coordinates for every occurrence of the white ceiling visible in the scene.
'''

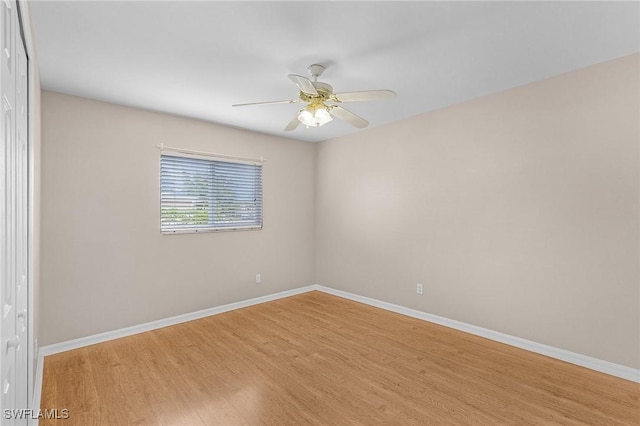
[31,1,639,143]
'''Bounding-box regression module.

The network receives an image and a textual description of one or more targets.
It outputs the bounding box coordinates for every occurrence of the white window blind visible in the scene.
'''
[160,154,263,233]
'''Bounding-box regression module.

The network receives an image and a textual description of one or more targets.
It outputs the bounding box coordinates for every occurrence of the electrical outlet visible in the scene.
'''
[256,273,261,284]
[417,283,423,295]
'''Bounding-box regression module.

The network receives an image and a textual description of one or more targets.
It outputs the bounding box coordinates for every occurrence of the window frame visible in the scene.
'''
[159,151,263,235]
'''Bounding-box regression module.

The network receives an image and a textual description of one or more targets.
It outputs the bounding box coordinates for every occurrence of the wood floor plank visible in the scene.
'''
[41,291,640,425]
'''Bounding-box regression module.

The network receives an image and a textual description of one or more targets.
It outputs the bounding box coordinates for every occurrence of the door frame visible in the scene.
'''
[14,0,35,412]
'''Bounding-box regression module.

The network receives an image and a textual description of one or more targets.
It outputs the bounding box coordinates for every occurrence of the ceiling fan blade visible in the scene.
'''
[333,90,396,103]
[329,106,369,128]
[284,114,300,132]
[232,99,300,107]
[288,74,318,96]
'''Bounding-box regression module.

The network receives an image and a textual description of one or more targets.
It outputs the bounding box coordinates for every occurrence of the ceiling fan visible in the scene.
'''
[232,64,396,131]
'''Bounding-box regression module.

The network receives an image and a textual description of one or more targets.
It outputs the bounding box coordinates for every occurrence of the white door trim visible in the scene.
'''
[14,1,37,418]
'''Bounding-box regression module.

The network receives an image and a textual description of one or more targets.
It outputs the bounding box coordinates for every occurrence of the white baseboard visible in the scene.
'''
[314,285,640,383]
[32,285,317,425]
[33,282,639,420]
[38,285,317,357]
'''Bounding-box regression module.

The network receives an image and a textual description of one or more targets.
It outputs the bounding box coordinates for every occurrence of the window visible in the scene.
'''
[160,153,263,233]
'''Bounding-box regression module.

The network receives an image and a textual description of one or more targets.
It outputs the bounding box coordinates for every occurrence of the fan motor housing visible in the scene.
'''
[300,81,333,103]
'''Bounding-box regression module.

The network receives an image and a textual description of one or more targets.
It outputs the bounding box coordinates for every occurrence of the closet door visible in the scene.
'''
[1,0,18,419]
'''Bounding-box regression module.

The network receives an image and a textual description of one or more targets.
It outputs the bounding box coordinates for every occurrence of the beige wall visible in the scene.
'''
[40,91,316,345]
[316,54,640,369]
[41,54,639,370]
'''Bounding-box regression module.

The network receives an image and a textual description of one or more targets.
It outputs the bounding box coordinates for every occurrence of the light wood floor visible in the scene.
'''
[41,291,639,425]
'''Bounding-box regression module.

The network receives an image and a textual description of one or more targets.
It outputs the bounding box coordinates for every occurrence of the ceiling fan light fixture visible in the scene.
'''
[233,63,396,132]
[297,107,315,126]
[297,105,332,127]
[315,107,332,125]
